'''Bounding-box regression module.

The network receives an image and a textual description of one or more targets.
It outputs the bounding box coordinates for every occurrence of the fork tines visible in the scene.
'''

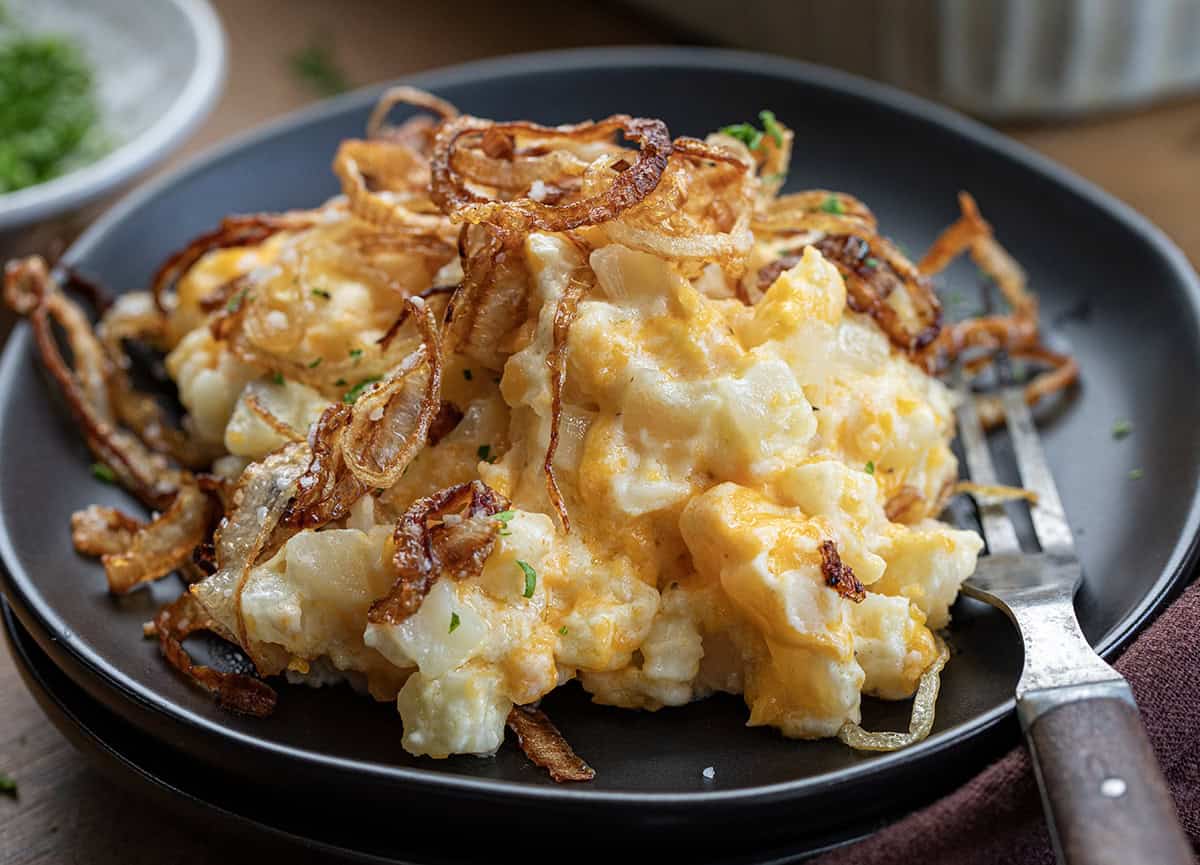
[953,365,1076,560]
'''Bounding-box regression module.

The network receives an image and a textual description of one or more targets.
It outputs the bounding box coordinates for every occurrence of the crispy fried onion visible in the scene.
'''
[284,404,365,529]
[151,212,316,314]
[5,257,179,508]
[447,224,530,368]
[155,592,277,717]
[813,234,943,353]
[100,482,213,595]
[953,481,1039,505]
[920,194,1078,418]
[71,505,143,556]
[431,114,672,233]
[542,263,592,532]
[367,85,459,140]
[838,636,949,751]
[601,137,754,275]
[342,297,443,487]
[368,480,509,626]
[506,705,595,783]
[190,443,309,671]
[884,485,924,524]
[99,290,218,468]
[334,138,448,232]
[818,539,866,603]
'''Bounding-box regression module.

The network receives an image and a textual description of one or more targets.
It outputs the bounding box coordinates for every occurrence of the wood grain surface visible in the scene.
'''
[1,1,1199,862]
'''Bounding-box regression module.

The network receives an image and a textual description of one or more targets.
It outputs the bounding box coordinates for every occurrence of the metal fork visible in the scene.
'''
[955,372,1192,865]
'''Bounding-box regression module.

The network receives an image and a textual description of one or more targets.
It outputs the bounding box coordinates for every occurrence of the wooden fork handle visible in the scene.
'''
[1025,696,1193,865]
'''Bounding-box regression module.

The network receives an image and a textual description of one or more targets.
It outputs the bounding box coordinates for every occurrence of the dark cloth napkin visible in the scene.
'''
[814,580,1200,865]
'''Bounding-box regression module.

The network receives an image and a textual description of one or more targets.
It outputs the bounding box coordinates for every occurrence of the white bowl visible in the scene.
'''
[0,0,226,233]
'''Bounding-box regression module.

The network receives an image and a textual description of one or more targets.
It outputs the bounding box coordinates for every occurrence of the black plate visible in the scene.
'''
[2,47,1199,846]
[2,598,886,863]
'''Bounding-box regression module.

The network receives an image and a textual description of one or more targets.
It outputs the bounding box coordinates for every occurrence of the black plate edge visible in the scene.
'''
[3,598,890,864]
[0,46,1197,811]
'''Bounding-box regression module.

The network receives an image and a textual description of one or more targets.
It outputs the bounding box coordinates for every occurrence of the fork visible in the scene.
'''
[954,372,1192,865]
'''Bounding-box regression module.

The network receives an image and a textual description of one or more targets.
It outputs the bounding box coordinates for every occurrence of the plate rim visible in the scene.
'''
[2,45,1199,809]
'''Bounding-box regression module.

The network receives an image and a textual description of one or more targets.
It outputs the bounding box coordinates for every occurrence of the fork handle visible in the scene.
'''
[1025,695,1193,865]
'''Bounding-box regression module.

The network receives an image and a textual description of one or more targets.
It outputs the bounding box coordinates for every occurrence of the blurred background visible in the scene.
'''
[1,1,1198,863]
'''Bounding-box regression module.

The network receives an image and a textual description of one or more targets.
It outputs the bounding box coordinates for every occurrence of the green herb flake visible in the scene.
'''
[90,462,115,484]
[762,171,788,185]
[226,289,247,313]
[758,110,784,147]
[448,612,461,634]
[307,357,323,369]
[1129,468,1145,480]
[289,39,348,97]
[272,372,285,386]
[819,195,844,215]
[1112,419,1133,440]
[558,625,568,636]
[0,771,15,797]
[335,378,347,387]
[495,509,515,536]
[719,122,763,151]
[463,368,473,381]
[477,444,495,463]
[865,460,875,475]
[348,348,364,361]
[518,560,537,598]
[342,377,381,404]
[864,257,880,269]
[311,288,331,300]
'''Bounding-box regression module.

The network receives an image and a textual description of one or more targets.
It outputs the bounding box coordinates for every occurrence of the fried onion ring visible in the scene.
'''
[506,705,595,783]
[431,114,671,233]
[368,480,509,625]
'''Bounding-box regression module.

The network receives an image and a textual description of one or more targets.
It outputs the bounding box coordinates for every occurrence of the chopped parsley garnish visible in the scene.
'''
[311,288,331,300]
[1129,468,1144,480]
[307,357,322,368]
[719,109,783,151]
[0,35,109,194]
[272,372,285,386]
[342,377,380,403]
[477,444,491,462]
[448,611,461,634]
[719,122,762,150]
[819,195,844,215]
[865,460,875,475]
[558,625,568,636]
[289,38,348,97]
[0,771,15,797]
[759,110,784,147]
[335,378,347,387]
[348,348,364,361]
[864,257,880,269]
[226,289,248,313]
[518,560,537,598]
[463,368,473,381]
[495,509,514,536]
[1112,419,1133,440]
[90,462,115,484]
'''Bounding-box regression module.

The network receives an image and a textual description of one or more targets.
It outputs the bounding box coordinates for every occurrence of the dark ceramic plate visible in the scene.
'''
[1,599,880,863]
[2,48,1199,850]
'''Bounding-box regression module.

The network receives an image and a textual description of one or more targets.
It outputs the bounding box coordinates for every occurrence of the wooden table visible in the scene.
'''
[1,2,1198,862]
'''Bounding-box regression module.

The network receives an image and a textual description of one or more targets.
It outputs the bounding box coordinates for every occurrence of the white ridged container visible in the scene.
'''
[630,0,1200,118]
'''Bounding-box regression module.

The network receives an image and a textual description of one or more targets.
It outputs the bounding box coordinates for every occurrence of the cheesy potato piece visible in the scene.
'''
[184,208,981,760]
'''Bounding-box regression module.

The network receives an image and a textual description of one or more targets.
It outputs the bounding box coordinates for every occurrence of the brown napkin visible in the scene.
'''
[814,581,1200,865]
